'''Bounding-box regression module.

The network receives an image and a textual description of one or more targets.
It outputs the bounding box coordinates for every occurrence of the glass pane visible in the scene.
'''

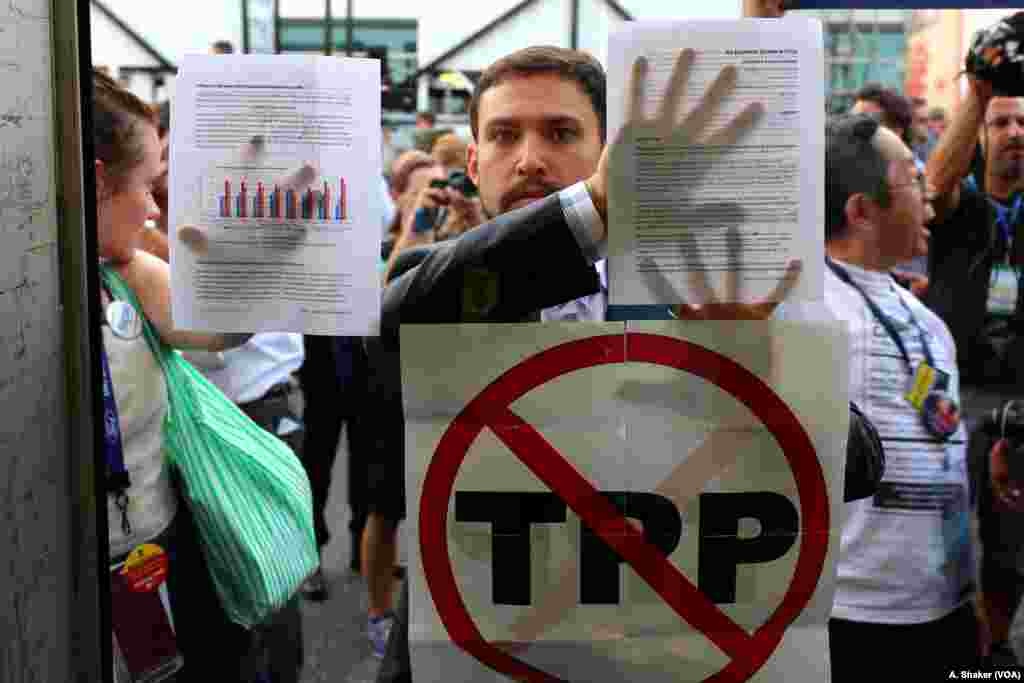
[350,25,416,52]
[389,53,418,84]
[280,23,326,50]
[331,21,417,86]
[332,23,416,51]
[822,11,908,104]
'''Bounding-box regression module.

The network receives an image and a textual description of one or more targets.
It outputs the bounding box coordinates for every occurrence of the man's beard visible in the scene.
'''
[992,137,1024,181]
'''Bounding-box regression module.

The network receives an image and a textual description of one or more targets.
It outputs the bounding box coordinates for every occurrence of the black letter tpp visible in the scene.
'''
[454,492,566,605]
[697,492,799,604]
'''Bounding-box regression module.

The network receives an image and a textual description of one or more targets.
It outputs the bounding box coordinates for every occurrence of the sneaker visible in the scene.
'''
[300,567,328,602]
[367,612,395,659]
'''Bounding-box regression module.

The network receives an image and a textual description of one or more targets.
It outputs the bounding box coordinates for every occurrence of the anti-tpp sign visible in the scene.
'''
[402,321,848,682]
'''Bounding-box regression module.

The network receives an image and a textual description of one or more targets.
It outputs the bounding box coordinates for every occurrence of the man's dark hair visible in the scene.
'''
[826,113,892,241]
[211,40,234,54]
[469,46,606,143]
[854,83,913,143]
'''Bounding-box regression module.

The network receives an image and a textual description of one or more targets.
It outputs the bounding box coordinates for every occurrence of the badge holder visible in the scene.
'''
[109,543,183,683]
[987,263,1020,317]
[986,194,1022,317]
[906,364,961,446]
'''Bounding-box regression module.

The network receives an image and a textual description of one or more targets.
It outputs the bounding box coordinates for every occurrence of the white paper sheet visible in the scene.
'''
[607,19,824,308]
[169,54,381,335]
[401,320,848,682]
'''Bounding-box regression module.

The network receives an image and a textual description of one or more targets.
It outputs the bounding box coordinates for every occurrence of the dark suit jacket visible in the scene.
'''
[379,194,601,344]
[362,194,602,522]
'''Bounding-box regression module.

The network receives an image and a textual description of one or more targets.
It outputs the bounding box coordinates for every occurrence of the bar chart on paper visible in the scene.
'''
[209,174,349,222]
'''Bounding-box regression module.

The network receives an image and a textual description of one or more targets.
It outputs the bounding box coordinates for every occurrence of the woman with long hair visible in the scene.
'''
[93,69,298,682]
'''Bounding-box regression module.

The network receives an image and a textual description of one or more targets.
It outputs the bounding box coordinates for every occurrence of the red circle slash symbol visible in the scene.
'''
[419,332,829,682]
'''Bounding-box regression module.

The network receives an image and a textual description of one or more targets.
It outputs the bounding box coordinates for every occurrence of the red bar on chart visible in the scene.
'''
[255,182,265,218]
[221,179,231,218]
[239,180,248,218]
[336,177,347,221]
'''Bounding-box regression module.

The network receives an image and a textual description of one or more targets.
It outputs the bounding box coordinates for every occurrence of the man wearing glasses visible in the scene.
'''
[823,113,980,679]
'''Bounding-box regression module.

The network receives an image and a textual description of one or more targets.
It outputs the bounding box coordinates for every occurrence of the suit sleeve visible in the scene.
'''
[379,194,601,343]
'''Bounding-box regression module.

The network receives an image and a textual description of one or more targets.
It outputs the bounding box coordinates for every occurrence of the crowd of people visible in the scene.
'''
[94,3,1024,681]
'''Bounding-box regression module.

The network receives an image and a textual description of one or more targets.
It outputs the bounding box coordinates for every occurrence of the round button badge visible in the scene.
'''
[106,301,143,340]
[922,391,961,441]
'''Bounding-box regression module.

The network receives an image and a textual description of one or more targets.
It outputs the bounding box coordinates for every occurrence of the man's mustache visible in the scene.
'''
[501,182,561,209]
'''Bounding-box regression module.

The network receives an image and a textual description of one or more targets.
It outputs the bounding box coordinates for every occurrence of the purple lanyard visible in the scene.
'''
[100,281,132,536]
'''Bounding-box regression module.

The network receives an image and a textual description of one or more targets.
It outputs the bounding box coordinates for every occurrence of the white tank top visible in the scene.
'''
[102,305,177,558]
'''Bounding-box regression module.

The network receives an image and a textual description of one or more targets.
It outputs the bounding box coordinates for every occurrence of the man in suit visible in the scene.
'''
[367,43,769,672]
[379,47,609,337]
[364,46,614,659]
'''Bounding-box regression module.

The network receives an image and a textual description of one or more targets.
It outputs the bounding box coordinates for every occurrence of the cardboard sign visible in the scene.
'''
[402,320,849,682]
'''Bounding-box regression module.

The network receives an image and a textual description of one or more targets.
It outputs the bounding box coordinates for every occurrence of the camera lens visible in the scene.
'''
[448,170,478,197]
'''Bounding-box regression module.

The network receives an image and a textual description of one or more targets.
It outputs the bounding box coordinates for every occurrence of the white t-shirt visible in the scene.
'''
[103,320,177,558]
[825,259,973,624]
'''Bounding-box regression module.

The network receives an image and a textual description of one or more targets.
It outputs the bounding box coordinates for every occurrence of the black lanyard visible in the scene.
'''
[827,258,936,371]
[988,193,1023,260]
[99,277,132,536]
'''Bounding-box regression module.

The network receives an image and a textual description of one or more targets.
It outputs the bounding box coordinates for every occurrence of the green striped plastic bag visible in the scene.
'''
[101,266,318,629]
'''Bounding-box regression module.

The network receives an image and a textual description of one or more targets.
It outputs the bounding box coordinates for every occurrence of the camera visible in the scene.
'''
[429,170,478,197]
[983,401,1024,481]
[966,11,1024,97]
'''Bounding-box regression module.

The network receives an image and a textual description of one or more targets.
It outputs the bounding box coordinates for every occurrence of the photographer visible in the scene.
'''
[926,12,1024,390]
[925,10,1024,661]
[382,168,483,282]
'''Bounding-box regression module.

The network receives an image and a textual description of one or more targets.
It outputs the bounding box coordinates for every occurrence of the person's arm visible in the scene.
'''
[926,78,992,219]
[137,224,170,263]
[742,0,787,18]
[380,193,601,341]
[113,249,251,351]
[382,186,444,283]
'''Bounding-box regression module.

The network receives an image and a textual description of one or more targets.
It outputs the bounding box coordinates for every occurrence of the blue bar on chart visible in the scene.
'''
[270,185,281,219]
[285,188,297,219]
[253,182,265,218]
[237,180,248,218]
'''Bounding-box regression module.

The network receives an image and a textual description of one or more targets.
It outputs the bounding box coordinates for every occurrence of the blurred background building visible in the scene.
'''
[791,8,1024,116]
[89,1,1024,138]
[89,0,743,134]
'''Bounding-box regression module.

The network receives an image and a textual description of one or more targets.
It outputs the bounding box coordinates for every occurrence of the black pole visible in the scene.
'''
[346,0,354,56]
[72,1,111,680]
[570,0,579,49]
[242,0,250,53]
[273,0,281,53]
[325,0,333,55]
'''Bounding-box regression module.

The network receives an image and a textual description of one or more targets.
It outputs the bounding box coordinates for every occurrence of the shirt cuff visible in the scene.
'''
[558,181,606,265]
